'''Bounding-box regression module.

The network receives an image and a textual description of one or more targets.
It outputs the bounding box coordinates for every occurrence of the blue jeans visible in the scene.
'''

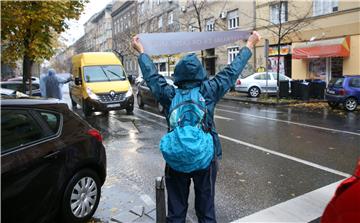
[165,160,218,223]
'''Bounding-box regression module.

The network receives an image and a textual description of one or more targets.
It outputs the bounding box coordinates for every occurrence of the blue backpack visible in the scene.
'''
[160,87,214,173]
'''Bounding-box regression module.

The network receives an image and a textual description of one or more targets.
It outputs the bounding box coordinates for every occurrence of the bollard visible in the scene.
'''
[155,176,166,223]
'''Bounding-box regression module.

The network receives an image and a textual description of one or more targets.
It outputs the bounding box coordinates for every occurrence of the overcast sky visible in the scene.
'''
[61,0,113,46]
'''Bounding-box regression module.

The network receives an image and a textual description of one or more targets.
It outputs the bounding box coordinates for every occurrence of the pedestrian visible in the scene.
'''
[132,31,261,223]
[43,69,71,100]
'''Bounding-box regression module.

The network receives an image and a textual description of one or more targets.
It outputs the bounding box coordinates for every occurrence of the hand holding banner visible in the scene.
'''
[138,30,251,56]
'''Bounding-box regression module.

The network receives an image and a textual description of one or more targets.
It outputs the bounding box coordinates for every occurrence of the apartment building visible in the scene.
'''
[255,0,360,84]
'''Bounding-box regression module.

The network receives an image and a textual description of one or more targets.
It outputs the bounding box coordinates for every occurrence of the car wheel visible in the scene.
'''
[344,97,358,111]
[62,169,101,223]
[158,102,164,113]
[137,94,144,109]
[82,100,92,117]
[248,86,260,98]
[70,94,77,107]
[328,101,339,108]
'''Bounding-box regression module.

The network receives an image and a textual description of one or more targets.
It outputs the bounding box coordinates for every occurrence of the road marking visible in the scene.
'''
[135,108,351,178]
[231,179,343,223]
[219,134,351,178]
[216,108,360,136]
[219,104,283,114]
[215,115,234,120]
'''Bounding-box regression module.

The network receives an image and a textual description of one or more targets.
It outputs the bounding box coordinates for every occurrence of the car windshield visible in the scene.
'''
[83,65,126,82]
[328,78,344,88]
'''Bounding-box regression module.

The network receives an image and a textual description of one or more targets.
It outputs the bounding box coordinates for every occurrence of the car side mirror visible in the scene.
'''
[75,77,82,85]
[128,75,133,83]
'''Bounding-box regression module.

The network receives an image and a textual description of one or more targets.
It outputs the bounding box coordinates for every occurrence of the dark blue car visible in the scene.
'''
[325,75,360,111]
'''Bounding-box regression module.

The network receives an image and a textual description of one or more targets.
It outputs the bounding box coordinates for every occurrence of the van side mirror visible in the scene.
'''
[75,77,82,85]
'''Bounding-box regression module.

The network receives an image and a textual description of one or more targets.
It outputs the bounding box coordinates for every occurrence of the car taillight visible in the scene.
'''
[87,129,102,142]
[335,176,357,197]
[236,79,241,85]
[338,89,346,95]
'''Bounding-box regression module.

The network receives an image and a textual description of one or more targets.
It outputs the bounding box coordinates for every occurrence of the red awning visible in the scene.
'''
[292,36,350,59]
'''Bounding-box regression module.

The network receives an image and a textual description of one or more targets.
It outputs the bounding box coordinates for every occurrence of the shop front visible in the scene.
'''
[292,36,350,84]
[267,44,292,78]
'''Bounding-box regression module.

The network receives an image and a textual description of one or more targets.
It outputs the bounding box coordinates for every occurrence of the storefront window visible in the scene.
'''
[268,56,285,75]
[331,57,343,78]
[308,57,343,81]
[309,58,326,80]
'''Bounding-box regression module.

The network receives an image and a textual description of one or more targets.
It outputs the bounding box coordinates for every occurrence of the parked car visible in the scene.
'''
[137,76,175,113]
[321,158,360,223]
[0,80,41,96]
[8,76,40,83]
[235,72,291,97]
[0,87,29,98]
[69,52,134,116]
[325,75,360,111]
[1,98,106,223]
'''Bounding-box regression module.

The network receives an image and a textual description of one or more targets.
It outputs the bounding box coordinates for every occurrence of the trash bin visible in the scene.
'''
[291,80,302,99]
[310,79,326,99]
[300,81,310,101]
[280,80,290,98]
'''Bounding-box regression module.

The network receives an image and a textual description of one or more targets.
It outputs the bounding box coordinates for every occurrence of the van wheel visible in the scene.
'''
[70,94,77,107]
[126,105,134,115]
[137,94,144,109]
[61,169,101,223]
[82,100,92,117]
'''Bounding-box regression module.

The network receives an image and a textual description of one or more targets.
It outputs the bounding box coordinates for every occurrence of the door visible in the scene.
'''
[253,73,274,93]
[1,109,64,223]
[139,80,156,105]
[70,67,83,104]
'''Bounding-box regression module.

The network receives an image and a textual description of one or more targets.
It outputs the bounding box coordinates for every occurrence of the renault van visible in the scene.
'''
[69,52,134,116]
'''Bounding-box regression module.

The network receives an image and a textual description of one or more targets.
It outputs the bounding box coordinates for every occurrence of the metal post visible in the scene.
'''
[264,39,269,97]
[155,176,166,223]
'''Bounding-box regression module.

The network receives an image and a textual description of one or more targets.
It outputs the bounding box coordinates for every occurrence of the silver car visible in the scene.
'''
[235,72,291,97]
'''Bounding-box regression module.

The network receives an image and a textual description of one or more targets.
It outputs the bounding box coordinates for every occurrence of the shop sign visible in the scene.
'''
[268,45,291,56]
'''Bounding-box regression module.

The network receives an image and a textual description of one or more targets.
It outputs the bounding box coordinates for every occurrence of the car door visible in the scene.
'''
[253,73,273,93]
[70,67,83,104]
[1,108,65,223]
[139,80,156,105]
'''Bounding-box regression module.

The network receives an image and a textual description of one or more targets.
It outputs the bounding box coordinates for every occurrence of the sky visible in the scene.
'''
[61,0,113,46]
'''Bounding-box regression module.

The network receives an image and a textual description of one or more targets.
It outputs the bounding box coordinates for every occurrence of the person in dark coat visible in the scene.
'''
[132,31,261,223]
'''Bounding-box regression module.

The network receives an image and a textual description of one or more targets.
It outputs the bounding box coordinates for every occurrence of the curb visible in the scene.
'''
[222,95,326,106]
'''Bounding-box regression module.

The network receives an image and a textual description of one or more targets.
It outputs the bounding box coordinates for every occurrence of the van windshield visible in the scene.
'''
[83,65,126,82]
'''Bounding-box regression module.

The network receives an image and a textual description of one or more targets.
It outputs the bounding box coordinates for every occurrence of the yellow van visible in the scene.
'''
[69,52,133,116]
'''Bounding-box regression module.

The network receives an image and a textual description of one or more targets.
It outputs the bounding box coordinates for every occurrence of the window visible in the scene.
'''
[206,18,215,31]
[255,73,271,80]
[158,16,163,28]
[227,10,239,29]
[155,62,167,72]
[227,47,239,64]
[271,73,287,80]
[349,78,360,88]
[39,112,60,134]
[168,11,173,25]
[1,110,43,153]
[83,65,126,82]
[157,0,161,5]
[313,0,338,16]
[139,3,145,14]
[189,24,195,32]
[270,1,288,24]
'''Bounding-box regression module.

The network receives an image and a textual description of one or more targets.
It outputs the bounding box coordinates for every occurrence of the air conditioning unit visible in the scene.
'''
[220,11,227,19]
[181,6,186,12]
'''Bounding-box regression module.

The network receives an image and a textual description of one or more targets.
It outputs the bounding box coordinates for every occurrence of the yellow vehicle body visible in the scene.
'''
[69,52,134,116]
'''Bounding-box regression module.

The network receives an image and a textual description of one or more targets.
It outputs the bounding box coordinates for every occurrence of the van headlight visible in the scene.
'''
[125,87,133,97]
[86,87,99,100]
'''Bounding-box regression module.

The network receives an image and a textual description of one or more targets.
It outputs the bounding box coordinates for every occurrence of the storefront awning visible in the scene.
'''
[292,36,350,59]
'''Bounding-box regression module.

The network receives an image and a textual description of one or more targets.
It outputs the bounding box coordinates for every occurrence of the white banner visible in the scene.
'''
[138,30,251,56]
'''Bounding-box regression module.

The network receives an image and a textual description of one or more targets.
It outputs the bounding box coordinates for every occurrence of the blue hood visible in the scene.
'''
[48,69,56,76]
[173,53,207,86]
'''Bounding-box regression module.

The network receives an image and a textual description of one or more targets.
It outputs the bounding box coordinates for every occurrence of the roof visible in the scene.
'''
[72,52,122,66]
[111,1,134,17]
[0,98,68,107]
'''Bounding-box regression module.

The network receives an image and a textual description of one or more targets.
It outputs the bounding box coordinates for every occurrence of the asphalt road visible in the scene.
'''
[63,86,360,223]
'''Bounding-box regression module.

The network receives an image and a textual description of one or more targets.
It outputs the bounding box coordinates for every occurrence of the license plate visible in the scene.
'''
[107,103,121,108]
[327,90,335,94]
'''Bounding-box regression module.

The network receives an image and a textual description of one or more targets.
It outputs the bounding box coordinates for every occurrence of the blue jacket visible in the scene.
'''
[138,47,252,159]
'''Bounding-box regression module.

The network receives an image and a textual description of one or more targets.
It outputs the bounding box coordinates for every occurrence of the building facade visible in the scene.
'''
[255,0,360,84]
[112,1,139,79]
[178,0,255,76]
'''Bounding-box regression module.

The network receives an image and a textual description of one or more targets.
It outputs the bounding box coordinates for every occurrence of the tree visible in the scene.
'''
[241,0,313,100]
[1,0,88,93]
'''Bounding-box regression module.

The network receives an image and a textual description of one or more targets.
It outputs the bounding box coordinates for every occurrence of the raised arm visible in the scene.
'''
[203,31,261,102]
[132,36,175,106]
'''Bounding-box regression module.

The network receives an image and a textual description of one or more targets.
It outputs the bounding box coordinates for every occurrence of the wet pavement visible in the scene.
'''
[61,84,359,223]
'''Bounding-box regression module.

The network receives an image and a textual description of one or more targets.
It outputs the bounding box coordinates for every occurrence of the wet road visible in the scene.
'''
[63,86,359,222]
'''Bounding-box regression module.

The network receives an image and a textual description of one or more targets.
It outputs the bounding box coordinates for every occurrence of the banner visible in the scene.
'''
[138,30,251,56]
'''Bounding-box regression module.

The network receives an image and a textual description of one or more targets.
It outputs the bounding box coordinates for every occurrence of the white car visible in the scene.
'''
[235,72,291,97]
